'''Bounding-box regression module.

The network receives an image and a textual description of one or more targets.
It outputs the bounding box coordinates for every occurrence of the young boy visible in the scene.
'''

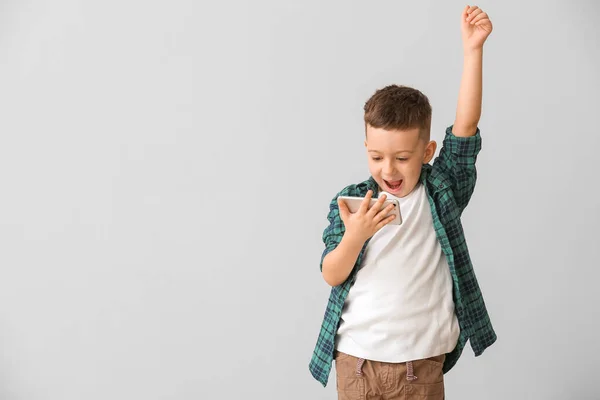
[309,6,496,399]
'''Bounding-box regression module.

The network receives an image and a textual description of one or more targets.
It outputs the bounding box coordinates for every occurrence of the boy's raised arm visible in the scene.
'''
[452,5,493,138]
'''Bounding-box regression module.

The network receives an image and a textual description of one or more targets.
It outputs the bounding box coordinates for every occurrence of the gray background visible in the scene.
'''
[0,0,598,399]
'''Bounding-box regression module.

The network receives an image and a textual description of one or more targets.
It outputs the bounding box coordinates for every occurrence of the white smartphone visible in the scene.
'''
[337,195,402,225]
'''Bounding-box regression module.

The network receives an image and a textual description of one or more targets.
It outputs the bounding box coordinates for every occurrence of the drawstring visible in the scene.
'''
[356,358,366,376]
[406,361,418,381]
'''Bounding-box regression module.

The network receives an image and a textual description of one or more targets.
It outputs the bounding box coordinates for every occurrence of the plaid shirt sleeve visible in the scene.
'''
[319,192,345,272]
[432,126,482,214]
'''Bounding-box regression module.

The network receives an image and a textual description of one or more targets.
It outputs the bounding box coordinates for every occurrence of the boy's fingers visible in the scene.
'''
[475,19,492,29]
[468,5,479,14]
[375,204,394,223]
[470,12,487,24]
[467,7,482,21]
[367,194,386,217]
[376,214,396,230]
[359,190,373,214]
[462,5,470,19]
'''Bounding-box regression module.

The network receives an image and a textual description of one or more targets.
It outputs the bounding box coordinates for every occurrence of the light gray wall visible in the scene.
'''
[0,0,598,399]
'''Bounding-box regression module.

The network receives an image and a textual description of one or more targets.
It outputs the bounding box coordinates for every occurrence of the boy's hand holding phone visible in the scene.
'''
[337,190,396,244]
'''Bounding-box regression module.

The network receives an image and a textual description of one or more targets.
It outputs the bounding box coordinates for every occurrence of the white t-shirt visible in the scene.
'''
[335,183,460,362]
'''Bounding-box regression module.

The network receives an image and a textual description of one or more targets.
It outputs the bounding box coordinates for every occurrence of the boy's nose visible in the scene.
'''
[383,163,397,175]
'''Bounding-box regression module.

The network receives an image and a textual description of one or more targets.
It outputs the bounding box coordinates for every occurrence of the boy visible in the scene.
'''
[309,5,496,399]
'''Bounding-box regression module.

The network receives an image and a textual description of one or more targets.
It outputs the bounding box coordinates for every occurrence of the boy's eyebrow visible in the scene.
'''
[368,150,414,154]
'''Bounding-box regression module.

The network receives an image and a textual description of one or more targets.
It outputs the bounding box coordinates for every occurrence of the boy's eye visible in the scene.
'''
[371,157,408,161]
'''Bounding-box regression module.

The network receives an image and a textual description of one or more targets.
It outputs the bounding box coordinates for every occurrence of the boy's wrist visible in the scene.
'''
[341,230,366,250]
[463,47,483,58]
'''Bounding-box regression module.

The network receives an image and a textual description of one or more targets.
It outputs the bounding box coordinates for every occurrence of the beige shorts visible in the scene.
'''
[334,351,446,400]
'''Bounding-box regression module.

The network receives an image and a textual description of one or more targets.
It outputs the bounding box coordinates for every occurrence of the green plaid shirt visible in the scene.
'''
[309,126,497,387]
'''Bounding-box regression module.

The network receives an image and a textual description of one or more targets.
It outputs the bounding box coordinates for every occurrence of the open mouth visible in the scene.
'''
[384,179,403,191]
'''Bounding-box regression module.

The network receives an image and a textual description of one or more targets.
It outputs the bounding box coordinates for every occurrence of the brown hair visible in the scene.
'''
[363,84,432,140]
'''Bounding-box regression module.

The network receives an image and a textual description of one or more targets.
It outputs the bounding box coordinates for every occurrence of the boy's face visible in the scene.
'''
[365,125,437,198]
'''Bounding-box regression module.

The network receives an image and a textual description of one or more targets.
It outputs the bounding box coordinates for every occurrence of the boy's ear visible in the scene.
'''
[423,140,437,164]
[364,140,368,148]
